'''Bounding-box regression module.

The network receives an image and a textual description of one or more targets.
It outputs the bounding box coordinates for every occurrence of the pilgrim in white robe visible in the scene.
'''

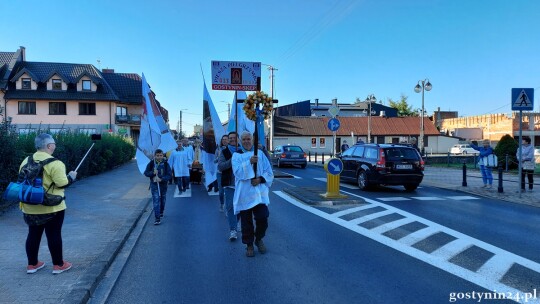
[168,149,191,177]
[232,149,274,215]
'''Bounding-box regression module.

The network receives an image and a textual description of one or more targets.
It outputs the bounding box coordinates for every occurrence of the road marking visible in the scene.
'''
[274,190,540,299]
[173,188,191,197]
[446,196,479,200]
[370,217,416,234]
[378,197,412,201]
[349,209,394,225]
[410,196,445,201]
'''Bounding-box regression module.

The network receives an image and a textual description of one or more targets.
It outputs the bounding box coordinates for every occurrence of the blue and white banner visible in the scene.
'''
[202,82,225,188]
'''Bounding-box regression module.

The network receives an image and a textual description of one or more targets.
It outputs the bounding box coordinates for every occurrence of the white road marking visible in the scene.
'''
[410,196,446,201]
[377,197,412,201]
[446,196,479,200]
[173,188,191,197]
[274,190,540,301]
[331,204,375,218]
[349,209,394,225]
[370,217,416,234]
[430,239,473,260]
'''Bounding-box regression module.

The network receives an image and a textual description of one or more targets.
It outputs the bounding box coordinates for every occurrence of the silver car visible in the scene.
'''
[271,145,307,168]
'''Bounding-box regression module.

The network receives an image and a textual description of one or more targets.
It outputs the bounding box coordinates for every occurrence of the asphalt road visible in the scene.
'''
[102,165,537,304]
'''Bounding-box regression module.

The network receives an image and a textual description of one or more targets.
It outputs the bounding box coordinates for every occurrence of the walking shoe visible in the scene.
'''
[154,219,161,225]
[160,213,164,218]
[486,184,492,189]
[255,239,267,254]
[27,261,45,274]
[229,230,238,241]
[481,184,487,188]
[219,204,224,212]
[52,261,72,274]
[246,245,255,257]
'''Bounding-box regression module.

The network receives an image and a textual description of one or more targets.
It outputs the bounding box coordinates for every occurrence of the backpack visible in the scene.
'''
[3,155,64,206]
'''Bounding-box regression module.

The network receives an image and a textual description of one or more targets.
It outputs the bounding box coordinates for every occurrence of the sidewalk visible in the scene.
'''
[0,160,150,304]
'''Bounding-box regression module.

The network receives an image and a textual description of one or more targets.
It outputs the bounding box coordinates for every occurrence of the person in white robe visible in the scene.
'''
[232,131,274,257]
[181,138,194,188]
[169,140,191,193]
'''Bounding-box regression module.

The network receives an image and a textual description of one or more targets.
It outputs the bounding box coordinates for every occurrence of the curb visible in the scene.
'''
[65,197,151,304]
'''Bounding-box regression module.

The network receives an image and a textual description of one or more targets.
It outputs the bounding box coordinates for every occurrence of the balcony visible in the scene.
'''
[115,114,141,125]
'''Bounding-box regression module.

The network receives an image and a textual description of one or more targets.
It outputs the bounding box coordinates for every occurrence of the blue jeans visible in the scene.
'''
[150,182,167,219]
[224,187,239,231]
[479,165,493,185]
[216,172,224,205]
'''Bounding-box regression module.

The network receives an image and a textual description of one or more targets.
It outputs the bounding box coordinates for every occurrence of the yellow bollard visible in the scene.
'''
[321,160,347,199]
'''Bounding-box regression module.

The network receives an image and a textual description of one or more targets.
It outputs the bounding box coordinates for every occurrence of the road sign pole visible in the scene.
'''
[333,131,336,157]
[518,110,523,198]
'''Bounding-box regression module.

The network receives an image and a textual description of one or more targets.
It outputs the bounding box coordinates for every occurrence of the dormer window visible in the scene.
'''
[22,78,31,90]
[52,79,62,90]
[82,80,91,91]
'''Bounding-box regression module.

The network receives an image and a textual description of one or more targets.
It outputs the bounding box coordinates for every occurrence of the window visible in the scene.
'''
[352,146,364,157]
[82,80,92,91]
[364,147,378,159]
[116,106,127,116]
[18,101,36,114]
[18,128,36,134]
[79,128,97,134]
[52,79,62,90]
[311,137,317,148]
[49,102,67,115]
[79,103,96,115]
[319,137,326,148]
[22,78,31,90]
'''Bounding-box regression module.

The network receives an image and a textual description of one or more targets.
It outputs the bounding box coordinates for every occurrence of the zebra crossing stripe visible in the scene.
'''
[274,190,540,298]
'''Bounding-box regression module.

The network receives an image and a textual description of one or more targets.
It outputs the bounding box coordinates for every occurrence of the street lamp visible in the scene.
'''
[414,79,432,155]
[364,94,377,143]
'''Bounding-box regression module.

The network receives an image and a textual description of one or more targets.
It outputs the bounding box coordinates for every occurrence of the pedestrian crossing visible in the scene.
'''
[274,189,540,299]
[172,186,220,197]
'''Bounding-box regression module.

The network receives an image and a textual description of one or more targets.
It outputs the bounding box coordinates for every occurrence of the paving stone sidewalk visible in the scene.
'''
[0,160,150,304]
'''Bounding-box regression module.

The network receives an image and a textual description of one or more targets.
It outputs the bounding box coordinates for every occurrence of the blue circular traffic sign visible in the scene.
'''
[324,158,343,175]
[327,118,341,132]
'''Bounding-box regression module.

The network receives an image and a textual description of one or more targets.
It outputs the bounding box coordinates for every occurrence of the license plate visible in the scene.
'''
[396,164,412,169]
[290,154,299,158]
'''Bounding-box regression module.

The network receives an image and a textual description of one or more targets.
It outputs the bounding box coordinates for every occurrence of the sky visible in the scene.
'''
[2,0,539,135]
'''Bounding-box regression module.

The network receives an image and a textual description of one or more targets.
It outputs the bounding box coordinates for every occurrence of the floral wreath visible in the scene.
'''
[243,91,273,121]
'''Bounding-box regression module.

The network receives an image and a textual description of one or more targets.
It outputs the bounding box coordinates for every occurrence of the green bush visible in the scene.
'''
[0,130,135,210]
[494,134,518,170]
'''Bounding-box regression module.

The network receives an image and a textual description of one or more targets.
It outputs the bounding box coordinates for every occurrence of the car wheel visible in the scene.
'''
[300,163,306,169]
[404,184,419,191]
[357,170,371,191]
[277,159,283,168]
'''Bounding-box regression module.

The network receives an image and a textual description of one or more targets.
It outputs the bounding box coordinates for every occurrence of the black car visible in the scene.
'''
[338,143,424,191]
[270,145,307,168]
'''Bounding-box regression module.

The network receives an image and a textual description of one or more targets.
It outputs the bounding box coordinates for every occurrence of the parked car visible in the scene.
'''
[450,144,480,155]
[338,143,424,191]
[270,145,307,168]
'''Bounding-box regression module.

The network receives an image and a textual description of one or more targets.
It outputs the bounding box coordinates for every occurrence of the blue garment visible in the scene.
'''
[471,144,494,185]
[216,172,224,205]
[224,187,239,231]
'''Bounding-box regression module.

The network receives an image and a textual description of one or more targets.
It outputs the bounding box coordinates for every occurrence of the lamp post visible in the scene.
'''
[364,94,377,143]
[178,108,188,138]
[414,79,432,155]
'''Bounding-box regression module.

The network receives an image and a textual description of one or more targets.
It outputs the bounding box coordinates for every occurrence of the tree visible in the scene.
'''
[388,94,418,117]
[494,134,518,170]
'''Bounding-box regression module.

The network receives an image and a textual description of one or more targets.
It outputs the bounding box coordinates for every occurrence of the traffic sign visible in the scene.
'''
[325,158,343,175]
[511,88,534,111]
[327,118,340,132]
[328,106,340,117]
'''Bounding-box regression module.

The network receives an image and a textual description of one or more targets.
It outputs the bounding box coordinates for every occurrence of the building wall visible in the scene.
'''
[440,112,540,144]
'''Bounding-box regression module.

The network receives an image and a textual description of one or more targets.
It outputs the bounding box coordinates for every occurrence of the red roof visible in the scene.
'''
[274,116,440,137]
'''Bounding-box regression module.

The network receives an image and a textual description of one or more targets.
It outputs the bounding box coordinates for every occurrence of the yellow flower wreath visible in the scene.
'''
[243,91,273,121]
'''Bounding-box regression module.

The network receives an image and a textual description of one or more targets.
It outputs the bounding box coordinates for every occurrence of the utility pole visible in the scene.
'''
[266,65,278,150]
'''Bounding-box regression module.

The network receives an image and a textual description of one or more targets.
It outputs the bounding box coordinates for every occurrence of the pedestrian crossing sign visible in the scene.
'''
[511,88,534,111]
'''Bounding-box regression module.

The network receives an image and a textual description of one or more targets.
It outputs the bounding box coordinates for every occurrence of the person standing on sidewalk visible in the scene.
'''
[21,133,77,274]
[516,136,535,191]
[168,140,191,195]
[232,131,274,257]
[214,135,228,211]
[471,139,495,189]
[218,132,240,241]
[144,149,172,225]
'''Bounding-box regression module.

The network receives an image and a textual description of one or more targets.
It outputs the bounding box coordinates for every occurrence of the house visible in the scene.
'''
[275,99,398,118]
[0,47,170,143]
[273,116,456,155]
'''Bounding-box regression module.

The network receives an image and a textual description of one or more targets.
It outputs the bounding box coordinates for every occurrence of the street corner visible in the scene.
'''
[282,186,365,206]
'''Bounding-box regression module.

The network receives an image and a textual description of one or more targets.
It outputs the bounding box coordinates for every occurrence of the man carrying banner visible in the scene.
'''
[144,149,172,225]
